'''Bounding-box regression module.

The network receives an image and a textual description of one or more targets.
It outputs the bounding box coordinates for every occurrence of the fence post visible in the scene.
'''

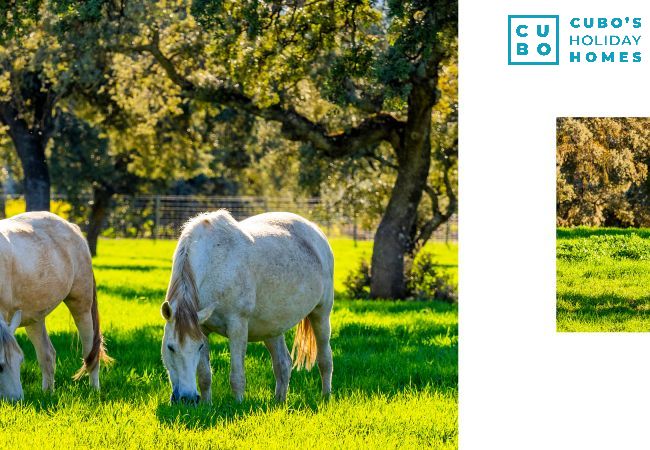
[326,203,332,237]
[0,186,5,219]
[153,195,161,240]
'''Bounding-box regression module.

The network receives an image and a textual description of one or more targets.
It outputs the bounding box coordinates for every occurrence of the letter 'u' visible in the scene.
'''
[537,25,550,37]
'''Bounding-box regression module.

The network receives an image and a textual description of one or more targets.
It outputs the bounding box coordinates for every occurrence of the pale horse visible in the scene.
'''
[160,210,334,404]
[0,212,111,400]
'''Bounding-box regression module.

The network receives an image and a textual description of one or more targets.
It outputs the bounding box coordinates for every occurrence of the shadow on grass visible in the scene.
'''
[154,397,315,429]
[108,253,172,263]
[97,284,166,301]
[15,301,457,427]
[557,227,650,239]
[557,292,650,326]
[337,299,456,315]
[94,264,162,272]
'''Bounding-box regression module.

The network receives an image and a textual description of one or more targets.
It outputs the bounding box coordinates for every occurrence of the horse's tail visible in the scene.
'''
[73,274,113,380]
[291,316,317,371]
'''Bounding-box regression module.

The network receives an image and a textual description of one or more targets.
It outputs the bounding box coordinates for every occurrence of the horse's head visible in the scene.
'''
[0,311,23,402]
[160,300,215,405]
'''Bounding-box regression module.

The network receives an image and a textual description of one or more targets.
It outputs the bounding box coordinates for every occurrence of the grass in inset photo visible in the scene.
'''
[557,228,650,331]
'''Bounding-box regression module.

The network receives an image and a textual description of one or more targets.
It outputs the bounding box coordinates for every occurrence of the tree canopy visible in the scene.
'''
[104,0,457,297]
[0,0,458,298]
[557,117,650,227]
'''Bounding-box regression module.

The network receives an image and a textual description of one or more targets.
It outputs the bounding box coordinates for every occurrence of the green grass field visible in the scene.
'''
[557,228,650,332]
[0,238,458,448]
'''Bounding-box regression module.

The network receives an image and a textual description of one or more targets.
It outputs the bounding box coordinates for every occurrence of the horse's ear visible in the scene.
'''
[197,302,218,325]
[161,301,173,321]
[8,310,21,334]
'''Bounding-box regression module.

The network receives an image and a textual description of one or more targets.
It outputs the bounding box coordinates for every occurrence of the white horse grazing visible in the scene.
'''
[161,210,334,404]
[0,212,111,401]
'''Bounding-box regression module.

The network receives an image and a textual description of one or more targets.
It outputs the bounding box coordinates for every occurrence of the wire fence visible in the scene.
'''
[4,194,458,243]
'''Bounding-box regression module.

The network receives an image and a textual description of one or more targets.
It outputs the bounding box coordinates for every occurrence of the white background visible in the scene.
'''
[460,0,650,448]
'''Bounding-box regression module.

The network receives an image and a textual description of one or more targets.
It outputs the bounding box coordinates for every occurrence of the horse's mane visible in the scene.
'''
[166,210,240,342]
[0,321,21,361]
[184,210,241,236]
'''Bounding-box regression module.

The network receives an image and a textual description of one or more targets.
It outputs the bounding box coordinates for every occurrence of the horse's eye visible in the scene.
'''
[167,344,175,353]
[198,343,204,351]
[0,364,4,373]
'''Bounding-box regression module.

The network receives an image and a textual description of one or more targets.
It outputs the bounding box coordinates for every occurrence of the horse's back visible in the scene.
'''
[241,212,333,279]
[238,212,333,339]
[1,212,88,258]
[0,212,91,323]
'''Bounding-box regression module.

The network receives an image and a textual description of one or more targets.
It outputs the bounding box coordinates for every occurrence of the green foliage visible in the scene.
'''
[343,248,458,302]
[343,259,372,299]
[557,117,650,227]
[557,228,650,331]
[0,238,457,448]
[49,112,142,221]
[0,1,107,112]
[377,0,457,98]
[0,1,41,43]
[49,0,104,22]
[308,145,396,231]
[407,252,457,303]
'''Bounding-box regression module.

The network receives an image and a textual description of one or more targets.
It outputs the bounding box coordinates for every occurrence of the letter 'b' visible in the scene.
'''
[517,43,528,55]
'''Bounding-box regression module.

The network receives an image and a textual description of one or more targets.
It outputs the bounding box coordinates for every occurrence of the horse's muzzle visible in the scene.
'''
[170,389,200,405]
[0,391,23,403]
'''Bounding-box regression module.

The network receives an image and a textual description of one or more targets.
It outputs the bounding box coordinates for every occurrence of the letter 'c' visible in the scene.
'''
[516,25,528,37]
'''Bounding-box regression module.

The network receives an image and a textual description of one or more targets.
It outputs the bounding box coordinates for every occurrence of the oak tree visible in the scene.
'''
[111,0,458,298]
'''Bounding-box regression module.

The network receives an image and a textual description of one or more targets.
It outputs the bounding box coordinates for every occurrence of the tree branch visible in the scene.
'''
[412,144,457,253]
[143,29,194,91]
[368,153,398,170]
[129,33,404,158]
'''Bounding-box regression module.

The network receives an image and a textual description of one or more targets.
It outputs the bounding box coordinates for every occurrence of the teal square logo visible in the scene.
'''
[508,15,560,65]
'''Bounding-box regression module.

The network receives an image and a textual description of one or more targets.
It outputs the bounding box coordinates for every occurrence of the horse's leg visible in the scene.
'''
[197,338,212,404]
[227,318,248,402]
[309,304,333,397]
[25,321,56,392]
[264,334,291,402]
[65,296,100,389]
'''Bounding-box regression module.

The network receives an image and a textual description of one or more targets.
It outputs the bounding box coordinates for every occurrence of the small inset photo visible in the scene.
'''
[557,117,650,332]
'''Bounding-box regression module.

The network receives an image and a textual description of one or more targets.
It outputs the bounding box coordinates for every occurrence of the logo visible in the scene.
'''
[508,15,560,65]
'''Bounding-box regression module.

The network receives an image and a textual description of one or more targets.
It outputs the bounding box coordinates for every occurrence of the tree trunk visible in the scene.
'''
[11,129,50,212]
[87,187,113,257]
[370,85,433,299]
